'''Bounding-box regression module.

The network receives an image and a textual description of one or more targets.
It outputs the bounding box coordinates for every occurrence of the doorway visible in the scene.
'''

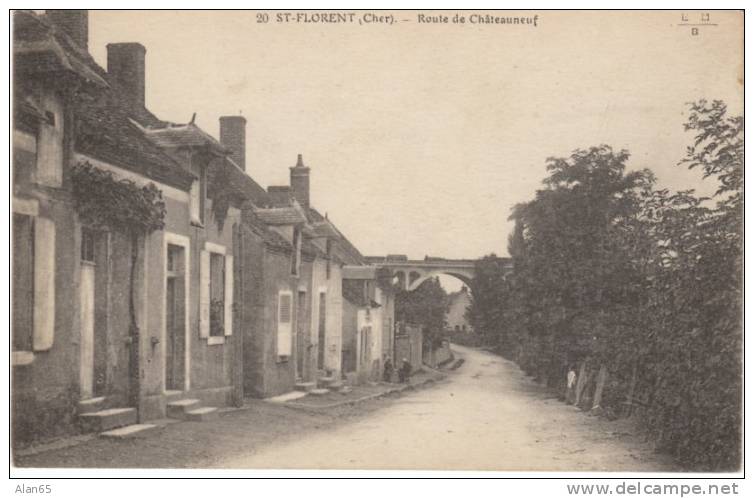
[317,292,326,369]
[79,228,108,399]
[296,290,307,380]
[165,242,187,391]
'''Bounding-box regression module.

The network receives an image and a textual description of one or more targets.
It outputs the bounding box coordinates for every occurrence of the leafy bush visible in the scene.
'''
[467,100,742,470]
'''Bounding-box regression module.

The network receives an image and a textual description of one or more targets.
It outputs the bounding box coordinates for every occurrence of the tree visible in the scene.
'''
[395,277,448,348]
[469,100,742,470]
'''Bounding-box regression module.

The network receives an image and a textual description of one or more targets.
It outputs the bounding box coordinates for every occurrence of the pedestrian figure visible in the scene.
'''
[566,365,577,404]
[398,358,412,383]
[383,355,393,382]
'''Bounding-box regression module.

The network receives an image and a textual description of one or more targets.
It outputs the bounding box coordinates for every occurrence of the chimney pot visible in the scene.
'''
[290,154,310,211]
[219,115,247,171]
[48,10,88,50]
[107,43,146,108]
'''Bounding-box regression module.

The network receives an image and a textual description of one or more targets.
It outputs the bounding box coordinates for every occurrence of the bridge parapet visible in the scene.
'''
[366,256,512,291]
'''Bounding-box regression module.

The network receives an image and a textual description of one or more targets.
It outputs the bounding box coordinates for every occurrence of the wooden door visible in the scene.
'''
[317,292,326,369]
[79,262,95,398]
[165,244,186,391]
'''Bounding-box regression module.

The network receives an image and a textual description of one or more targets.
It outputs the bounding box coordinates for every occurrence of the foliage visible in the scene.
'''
[70,161,167,342]
[395,277,448,348]
[468,101,742,470]
[70,161,166,235]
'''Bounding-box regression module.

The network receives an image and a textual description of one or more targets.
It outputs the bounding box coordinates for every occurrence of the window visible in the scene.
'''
[199,243,233,342]
[13,128,37,187]
[11,209,55,360]
[209,253,225,337]
[35,93,64,187]
[190,161,206,225]
[167,244,183,273]
[81,228,96,263]
[13,214,34,352]
[290,228,301,275]
[277,291,293,359]
[360,326,371,366]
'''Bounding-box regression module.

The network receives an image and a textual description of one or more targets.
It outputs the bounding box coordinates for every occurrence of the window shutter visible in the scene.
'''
[199,250,210,338]
[33,217,55,351]
[224,255,233,336]
[277,293,292,356]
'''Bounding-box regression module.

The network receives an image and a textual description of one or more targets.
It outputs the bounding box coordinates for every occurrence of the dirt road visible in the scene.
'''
[16,345,676,471]
[215,345,676,471]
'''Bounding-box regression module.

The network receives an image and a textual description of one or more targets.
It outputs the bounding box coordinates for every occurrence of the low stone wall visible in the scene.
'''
[423,340,453,368]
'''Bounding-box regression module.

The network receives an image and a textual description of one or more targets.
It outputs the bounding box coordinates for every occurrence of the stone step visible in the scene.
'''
[100,424,158,439]
[78,396,106,414]
[318,376,336,387]
[294,381,316,392]
[185,407,219,422]
[267,391,308,403]
[166,398,201,419]
[309,388,330,396]
[327,381,344,391]
[79,407,137,433]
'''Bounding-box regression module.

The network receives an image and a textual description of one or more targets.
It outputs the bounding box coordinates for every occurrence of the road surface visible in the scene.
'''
[215,345,675,471]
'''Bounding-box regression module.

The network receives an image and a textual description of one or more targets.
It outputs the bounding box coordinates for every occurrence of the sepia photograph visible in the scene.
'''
[8,6,745,483]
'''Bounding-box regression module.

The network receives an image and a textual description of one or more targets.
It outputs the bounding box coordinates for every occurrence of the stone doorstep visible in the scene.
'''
[79,407,137,433]
[266,391,308,403]
[77,396,106,414]
[166,398,201,419]
[99,424,159,439]
[185,407,219,421]
[294,382,316,392]
[308,388,330,396]
[317,376,336,386]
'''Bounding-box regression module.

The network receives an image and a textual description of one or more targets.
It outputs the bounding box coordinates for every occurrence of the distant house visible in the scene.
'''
[446,286,473,333]
[341,266,395,384]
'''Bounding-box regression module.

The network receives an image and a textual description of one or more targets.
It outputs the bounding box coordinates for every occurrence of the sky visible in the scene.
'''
[88,10,742,291]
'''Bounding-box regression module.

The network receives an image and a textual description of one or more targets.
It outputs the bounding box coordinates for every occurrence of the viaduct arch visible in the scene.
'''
[365,255,512,292]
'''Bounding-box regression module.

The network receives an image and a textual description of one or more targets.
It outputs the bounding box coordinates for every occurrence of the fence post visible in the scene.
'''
[574,362,588,407]
[592,365,608,411]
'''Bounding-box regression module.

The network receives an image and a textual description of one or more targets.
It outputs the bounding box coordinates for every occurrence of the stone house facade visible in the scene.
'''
[12,10,246,442]
[12,10,396,445]
[446,286,473,333]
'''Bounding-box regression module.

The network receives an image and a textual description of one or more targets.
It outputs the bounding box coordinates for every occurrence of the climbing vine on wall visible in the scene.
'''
[207,161,234,232]
[70,161,168,399]
[70,161,166,234]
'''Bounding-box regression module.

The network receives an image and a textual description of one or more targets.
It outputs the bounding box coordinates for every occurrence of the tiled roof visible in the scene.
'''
[301,237,326,259]
[241,208,292,253]
[226,158,272,207]
[342,280,380,308]
[143,123,229,154]
[310,220,340,239]
[13,11,193,190]
[254,206,308,226]
[13,12,108,88]
[308,208,364,265]
[342,265,377,280]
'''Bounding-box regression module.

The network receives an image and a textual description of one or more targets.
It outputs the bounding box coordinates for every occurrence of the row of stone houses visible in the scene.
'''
[11,10,395,444]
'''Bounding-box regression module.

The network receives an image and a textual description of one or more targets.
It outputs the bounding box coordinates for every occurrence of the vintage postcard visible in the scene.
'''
[10,8,743,481]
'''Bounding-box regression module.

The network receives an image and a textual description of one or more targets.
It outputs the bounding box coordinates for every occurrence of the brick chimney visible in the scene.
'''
[290,154,310,211]
[219,116,246,171]
[48,10,88,51]
[107,43,146,108]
